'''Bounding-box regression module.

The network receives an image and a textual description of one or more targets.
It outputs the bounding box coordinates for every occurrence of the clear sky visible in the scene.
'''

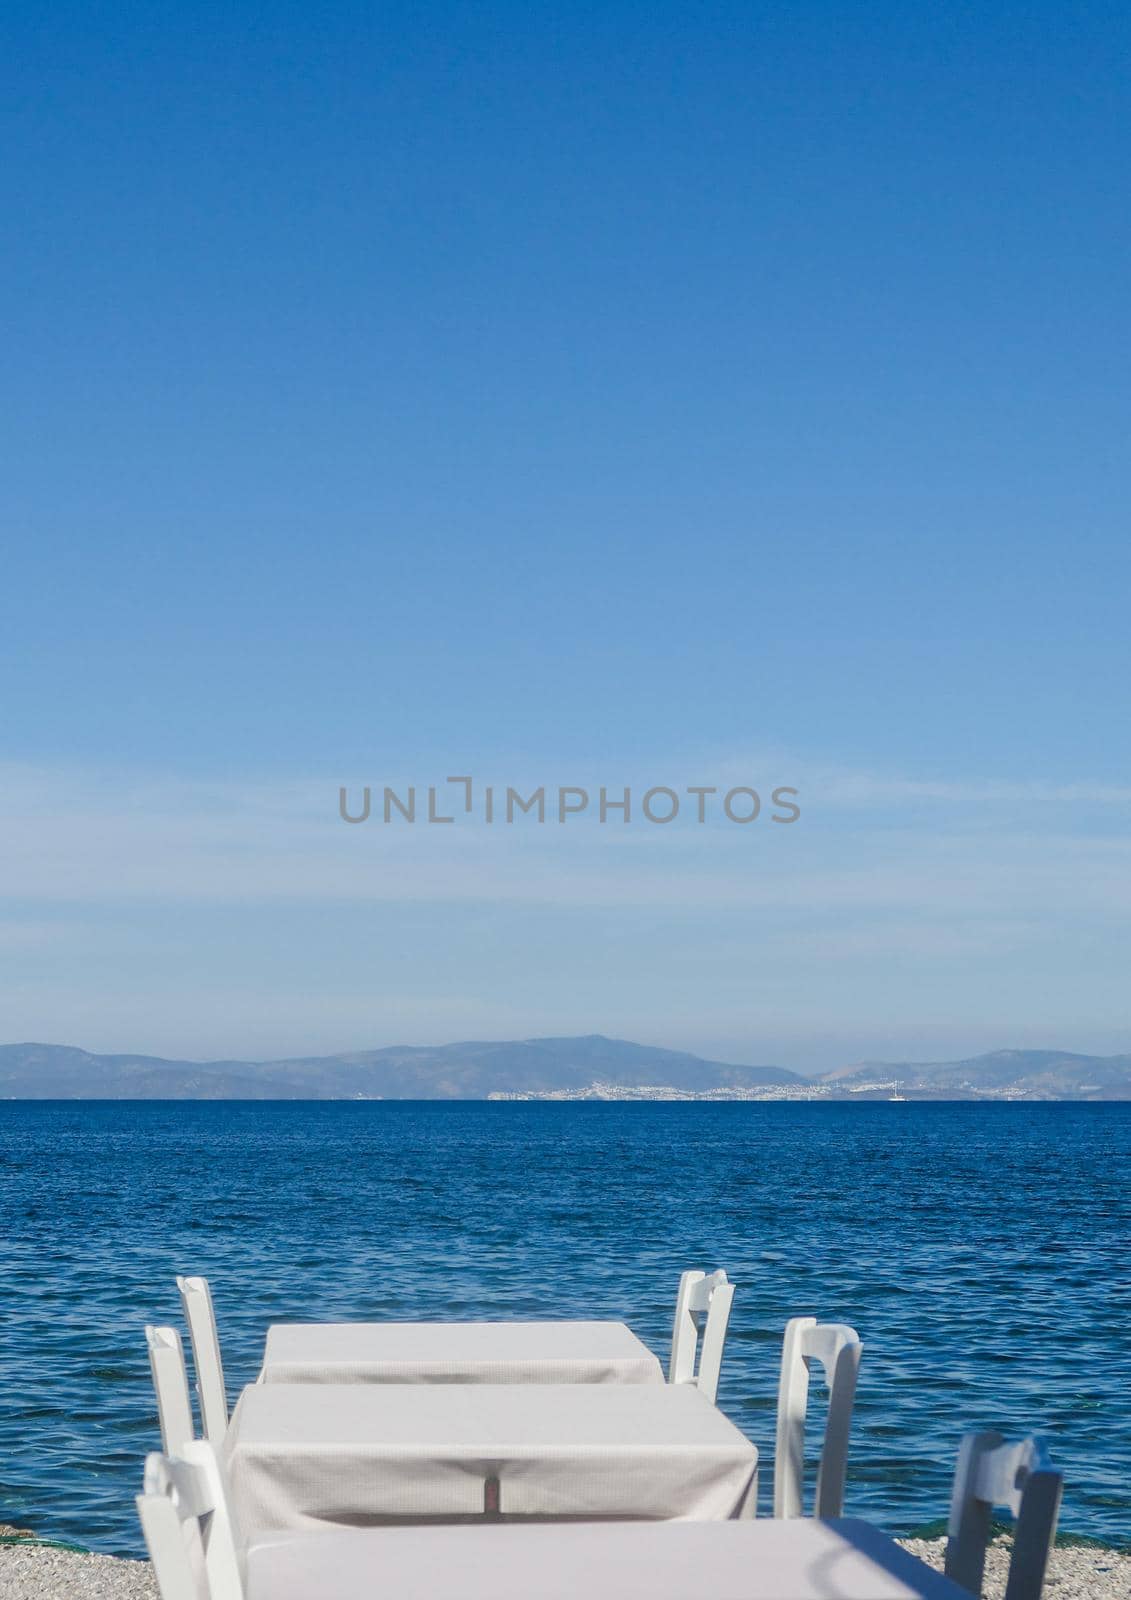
[2,2,1129,1069]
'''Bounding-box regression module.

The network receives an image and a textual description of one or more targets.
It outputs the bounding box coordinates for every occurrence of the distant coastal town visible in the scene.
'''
[486,1080,1036,1103]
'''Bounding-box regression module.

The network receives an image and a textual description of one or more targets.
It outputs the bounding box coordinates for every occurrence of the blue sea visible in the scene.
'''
[1,1101,1128,1556]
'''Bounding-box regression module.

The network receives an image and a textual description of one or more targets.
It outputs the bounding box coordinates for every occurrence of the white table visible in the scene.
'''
[247,1517,971,1600]
[261,1319,664,1386]
[224,1381,758,1540]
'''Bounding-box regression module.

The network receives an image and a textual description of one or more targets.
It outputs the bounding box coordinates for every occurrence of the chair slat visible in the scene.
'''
[177,1275,230,1442]
[146,1325,195,1457]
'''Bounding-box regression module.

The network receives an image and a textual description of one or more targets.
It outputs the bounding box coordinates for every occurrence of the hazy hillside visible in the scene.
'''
[0,1036,800,1099]
[818,1049,1131,1100]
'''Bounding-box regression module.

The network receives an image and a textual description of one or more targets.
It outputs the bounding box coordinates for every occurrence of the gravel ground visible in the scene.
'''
[1,1535,1128,1599]
[0,1545,157,1600]
[898,1535,1131,1599]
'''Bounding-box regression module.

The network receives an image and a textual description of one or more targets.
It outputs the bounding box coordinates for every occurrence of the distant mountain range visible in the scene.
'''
[0,1037,1128,1100]
[0,1036,796,1100]
[817,1048,1131,1100]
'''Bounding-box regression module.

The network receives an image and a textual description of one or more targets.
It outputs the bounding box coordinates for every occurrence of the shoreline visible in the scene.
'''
[3,1534,1129,1600]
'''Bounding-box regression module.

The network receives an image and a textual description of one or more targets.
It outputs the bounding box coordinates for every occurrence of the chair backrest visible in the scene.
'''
[176,1275,229,1441]
[668,1269,735,1402]
[773,1316,863,1518]
[945,1432,1062,1600]
[146,1325,196,1456]
[136,1442,244,1600]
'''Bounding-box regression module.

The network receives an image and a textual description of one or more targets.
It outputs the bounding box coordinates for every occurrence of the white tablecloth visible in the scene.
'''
[247,1517,969,1600]
[224,1381,758,1540]
[261,1319,664,1386]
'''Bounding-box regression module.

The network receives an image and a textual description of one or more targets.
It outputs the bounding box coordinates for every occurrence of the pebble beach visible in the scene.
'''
[2,1537,1129,1600]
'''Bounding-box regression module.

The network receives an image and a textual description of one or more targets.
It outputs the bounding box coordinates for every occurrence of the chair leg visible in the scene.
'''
[1003,1470,1062,1600]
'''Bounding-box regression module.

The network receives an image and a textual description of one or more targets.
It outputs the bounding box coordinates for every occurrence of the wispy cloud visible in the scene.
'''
[703,750,1131,810]
[1,760,1131,923]
[2,760,1129,1065]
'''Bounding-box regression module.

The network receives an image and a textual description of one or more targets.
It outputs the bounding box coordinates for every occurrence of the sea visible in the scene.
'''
[0,1100,1128,1556]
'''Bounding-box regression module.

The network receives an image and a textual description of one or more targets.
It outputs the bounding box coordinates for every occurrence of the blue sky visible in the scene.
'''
[2,2,1129,1068]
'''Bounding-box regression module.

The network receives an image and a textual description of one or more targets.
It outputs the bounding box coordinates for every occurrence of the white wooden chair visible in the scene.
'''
[146,1325,196,1456]
[177,1275,230,1443]
[773,1316,862,1518]
[137,1443,244,1600]
[945,1433,1062,1600]
[668,1269,735,1403]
